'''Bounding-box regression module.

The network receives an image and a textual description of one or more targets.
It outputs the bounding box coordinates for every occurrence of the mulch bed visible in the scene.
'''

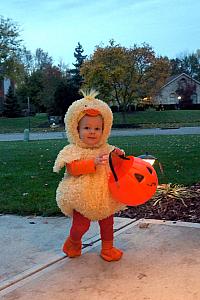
[115,183,200,223]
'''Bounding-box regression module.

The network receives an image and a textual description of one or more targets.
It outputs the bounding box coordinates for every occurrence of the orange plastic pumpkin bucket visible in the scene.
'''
[108,154,158,206]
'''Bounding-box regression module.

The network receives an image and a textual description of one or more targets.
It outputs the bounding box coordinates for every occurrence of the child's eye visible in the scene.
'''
[95,127,101,130]
[84,127,89,130]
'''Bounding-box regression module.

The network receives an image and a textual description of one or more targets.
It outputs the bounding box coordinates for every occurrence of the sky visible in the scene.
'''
[1,0,200,67]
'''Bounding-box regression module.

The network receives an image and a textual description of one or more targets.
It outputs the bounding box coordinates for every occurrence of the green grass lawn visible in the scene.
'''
[0,113,55,133]
[0,135,199,216]
[113,110,200,128]
[0,110,200,133]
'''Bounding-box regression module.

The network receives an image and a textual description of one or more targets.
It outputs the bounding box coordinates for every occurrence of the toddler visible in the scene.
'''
[53,90,125,262]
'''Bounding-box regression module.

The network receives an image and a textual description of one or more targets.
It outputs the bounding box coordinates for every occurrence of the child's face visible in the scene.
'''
[78,115,103,146]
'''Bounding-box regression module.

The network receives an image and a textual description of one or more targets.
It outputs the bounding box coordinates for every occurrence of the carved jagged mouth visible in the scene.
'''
[147,182,156,186]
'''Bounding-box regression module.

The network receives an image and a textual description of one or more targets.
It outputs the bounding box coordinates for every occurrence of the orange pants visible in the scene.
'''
[70,210,114,241]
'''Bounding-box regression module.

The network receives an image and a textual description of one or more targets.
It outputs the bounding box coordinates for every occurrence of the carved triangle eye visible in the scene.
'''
[134,173,144,182]
[147,167,153,174]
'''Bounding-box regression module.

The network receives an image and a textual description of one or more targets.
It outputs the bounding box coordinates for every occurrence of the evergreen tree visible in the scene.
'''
[3,86,20,117]
[48,42,88,120]
[48,81,80,120]
[73,42,87,69]
[71,42,87,88]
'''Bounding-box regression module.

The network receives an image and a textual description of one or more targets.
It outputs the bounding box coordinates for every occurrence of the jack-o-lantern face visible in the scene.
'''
[108,156,158,206]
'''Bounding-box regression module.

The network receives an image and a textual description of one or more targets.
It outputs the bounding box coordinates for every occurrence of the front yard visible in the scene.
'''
[0,135,199,218]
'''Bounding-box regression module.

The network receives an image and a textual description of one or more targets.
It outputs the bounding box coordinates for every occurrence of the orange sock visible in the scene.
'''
[100,240,123,262]
[62,236,82,258]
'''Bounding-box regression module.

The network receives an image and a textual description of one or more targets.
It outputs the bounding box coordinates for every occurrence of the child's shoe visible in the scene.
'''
[100,240,123,262]
[62,236,82,257]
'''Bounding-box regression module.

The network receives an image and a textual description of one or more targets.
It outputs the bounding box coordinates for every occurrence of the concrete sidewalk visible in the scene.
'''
[0,126,200,141]
[1,216,200,300]
[0,215,134,292]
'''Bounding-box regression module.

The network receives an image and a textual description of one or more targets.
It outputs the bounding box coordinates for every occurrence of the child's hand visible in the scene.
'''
[113,147,125,156]
[94,154,109,165]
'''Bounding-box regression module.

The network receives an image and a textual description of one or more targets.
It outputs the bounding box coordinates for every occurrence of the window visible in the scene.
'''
[191,93,197,104]
[169,93,176,103]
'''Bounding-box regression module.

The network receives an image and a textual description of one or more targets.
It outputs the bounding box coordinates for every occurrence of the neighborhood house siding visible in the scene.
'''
[194,86,200,103]
[155,73,200,106]
[159,81,180,104]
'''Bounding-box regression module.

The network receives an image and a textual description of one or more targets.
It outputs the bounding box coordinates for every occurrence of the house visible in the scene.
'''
[0,77,12,114]
[154,73,200,109]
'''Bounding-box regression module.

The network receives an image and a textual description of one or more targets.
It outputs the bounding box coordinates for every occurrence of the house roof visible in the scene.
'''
[160,73,200,90]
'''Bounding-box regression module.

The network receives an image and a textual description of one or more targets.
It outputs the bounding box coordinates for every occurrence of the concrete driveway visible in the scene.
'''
[1,217,200,300]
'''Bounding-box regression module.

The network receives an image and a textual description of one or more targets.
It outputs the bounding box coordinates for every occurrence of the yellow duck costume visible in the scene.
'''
[53,90,125,261]
[53,90,124,220]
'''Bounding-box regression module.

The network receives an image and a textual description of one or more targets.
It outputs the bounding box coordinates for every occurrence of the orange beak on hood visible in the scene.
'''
[78,108,101,123]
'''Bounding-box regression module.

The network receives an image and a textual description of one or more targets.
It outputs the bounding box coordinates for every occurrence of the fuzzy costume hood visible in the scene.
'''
[64,90,113,148]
